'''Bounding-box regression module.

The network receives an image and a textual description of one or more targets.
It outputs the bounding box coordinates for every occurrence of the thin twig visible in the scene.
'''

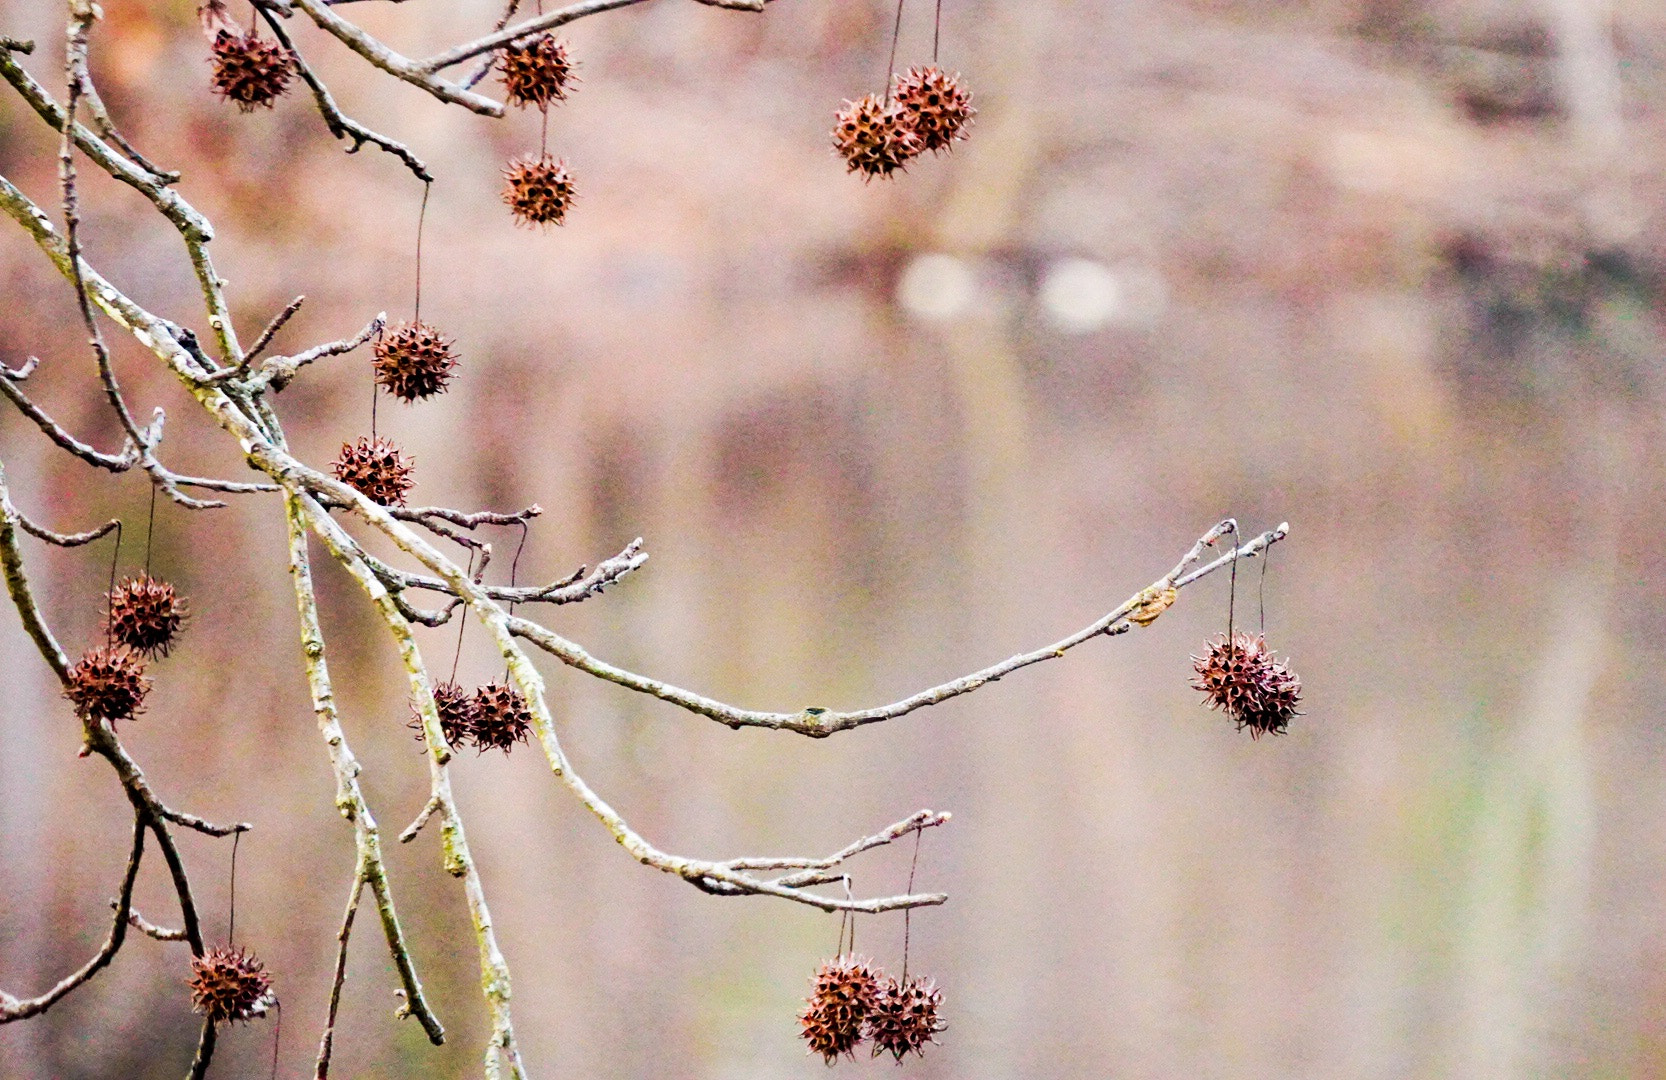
[285,496,446,1044]
[399,797,442,843]
[252,314,385,390]
[126,906,188,942]
[506,523,1290,736]
[0,359,141,471]
[0,820,144,1021]
[283,0,507,115]
[369,537,643,610]
[258,9,434,182]
[244,295,305,365]
[13,509,119,548]
[314,874,364,1079]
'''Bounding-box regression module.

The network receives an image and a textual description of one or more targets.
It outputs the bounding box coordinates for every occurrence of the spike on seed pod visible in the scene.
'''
[187,945,276,1023]
[798,954,881,1063]
[497,34,578,110]
[209,30,292,112]
[502,154,576,228]
[831,93,921,180]
[1191,630,1302,739]
[64,646,151,724]
[892,66,975,154]
[373,321,459,402]
[408,680,479,749]
[470,680,532,753]
[332,436,415,507]
[868,973,946,1061]
[105,574,187,659]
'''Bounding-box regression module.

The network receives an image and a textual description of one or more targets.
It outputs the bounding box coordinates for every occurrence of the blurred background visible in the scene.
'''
[3,0,1665,1076]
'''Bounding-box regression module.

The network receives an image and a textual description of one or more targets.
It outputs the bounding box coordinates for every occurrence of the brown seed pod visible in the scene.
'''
[409,680,480,749]
[892,66,975,154]
[831,94,921,180]
[64,646,151,724]
[798,954,882,1063]
[187,946,276,1024]
[867,973,947,1061]
[105,574,187,659]
[470,680,532,753]
[332,436,415,507]
[1191,630,1302,738]
[208,30,292,112]
[497,34,578,110]
[372,322,459,402]
[502,154,577,228]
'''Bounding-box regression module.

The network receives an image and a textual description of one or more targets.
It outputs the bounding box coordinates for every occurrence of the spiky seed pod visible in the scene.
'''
[409,680,480,749]
[497,34,577,110]
[187,946,276,1023]
[332,436,415,507]
[470,681,532,753]
[798,954,882,1063]
[502,155,577,228]
[892,66,975,154]
[208,30,292,112]
[867,973,947,1061]
[372,322,459,402]
[1191,631,1303,738]
[105,575,187,659]
[1236,643,1302,738]
[64,647,151,723]
[831,94,922,180]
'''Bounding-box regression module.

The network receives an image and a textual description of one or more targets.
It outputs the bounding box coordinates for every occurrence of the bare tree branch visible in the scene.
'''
[280,0,508,116]
[126,906,188,942]
[285,496,446,1044]
[258,9,434,182]
[252,313,385,390]
[0,820,144,1021]
[503,523,1289,736]
[244,295,305,365]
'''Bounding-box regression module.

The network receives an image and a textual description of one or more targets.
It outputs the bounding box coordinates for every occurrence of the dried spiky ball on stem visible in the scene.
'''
[409,680,480,749]
[799,954,881,1064]
[105,575,187,659]
[188,946,276,1023]
[892,66,975,154]
[868,972,946,1061]
[470,680,532,753]
[373,322,459,402]
[1191,630,1302,738]
[502,155,576,228]
[332,436,415,507]
[498,34,577,110]
[64,646,151,724]
[209,30,292,112]
[831,94,921,180]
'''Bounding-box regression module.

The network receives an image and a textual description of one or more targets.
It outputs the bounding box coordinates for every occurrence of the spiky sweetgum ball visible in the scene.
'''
[831,93,921,180]
[209,30,292,112]
[799,954,881,1063]
[332,436,415,507]
[498,34,577,110]
[105,574,187,659]
[1191,631,1302,738]
[502,154,576,228]
[410,680,480,749]
[64,646,151,723]
[892,66,975,154]
[470,681,532,753]
[868,973,946,1061]
[188,946,276,1023]
[373,321,459,402]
